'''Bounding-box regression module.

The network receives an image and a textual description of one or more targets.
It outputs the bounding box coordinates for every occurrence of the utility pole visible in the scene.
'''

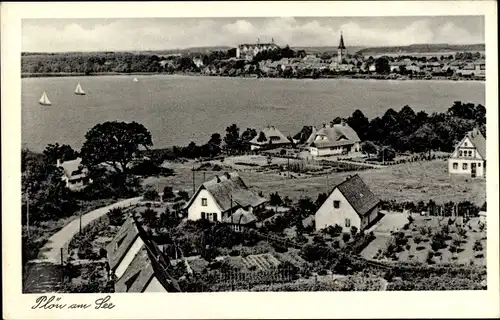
[26,192,30,238]
[79,210,83,234]
[203,171,206,182]
[192,163,195,195]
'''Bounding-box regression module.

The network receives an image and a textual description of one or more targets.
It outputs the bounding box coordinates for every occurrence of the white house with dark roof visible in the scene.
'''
[306,121,361,157]
[315,175,380,232]
[57,157,91,191]
[183,172,268,222]
[249,126,292,150]
[448,128,486,178]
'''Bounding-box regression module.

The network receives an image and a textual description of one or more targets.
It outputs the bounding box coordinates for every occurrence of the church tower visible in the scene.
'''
[337,31,346,64]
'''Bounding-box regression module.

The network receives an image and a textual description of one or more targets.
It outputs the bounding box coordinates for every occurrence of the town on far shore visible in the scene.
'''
[22,32,486,81]
[21,18,487,294]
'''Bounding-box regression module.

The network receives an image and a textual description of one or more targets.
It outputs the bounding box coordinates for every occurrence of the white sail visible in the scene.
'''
[133,77,139,82]
[39,91,51,105]
[74,83,85,95]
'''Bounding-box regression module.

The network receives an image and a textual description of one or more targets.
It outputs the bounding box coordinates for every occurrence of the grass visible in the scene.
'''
[143,159,485,206]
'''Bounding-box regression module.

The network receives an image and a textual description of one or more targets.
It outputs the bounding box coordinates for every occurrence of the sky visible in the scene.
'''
[22,16,485,52]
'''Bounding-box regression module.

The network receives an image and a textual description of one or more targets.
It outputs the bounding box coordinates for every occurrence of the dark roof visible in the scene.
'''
[467,128,486,159]
[184,172,267,212]
[114,216,181,292]
[222,208,257,225]
[335,175,380,217]
[338,33,346,49]
[106,217,139,271]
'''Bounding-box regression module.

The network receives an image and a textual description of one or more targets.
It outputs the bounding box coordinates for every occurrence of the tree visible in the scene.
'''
[257,131,267,143]
[43,143,78,165]
[207,133,222,146]
[162,186,175,201]
[361,141,378,158]
[224,124,240,149]
[241,128,258,143]
[141,208,159,229]
[269,192,283,207]
[375,57,390,74]
[347,110,370,140]
[80,121,153,173]
[314,193,327,210]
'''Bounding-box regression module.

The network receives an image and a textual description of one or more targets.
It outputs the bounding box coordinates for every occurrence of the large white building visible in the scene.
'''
[57,157,91,191]
[448,128,486,178]
[306,121,361,157]
[315,175,380,232]
[183,172,268,222]
[236,39,279,61]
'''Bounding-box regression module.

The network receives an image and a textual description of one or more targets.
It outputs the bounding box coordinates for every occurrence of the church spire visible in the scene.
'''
[338,31,346,50]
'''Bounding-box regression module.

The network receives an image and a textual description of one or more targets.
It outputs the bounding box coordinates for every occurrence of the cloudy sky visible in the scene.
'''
[22,16,484,52]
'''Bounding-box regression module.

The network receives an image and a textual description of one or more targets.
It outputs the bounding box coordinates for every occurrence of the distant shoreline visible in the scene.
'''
[21,72,485,83]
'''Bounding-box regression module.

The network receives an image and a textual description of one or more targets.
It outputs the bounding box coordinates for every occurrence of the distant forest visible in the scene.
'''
[357,43,485,55]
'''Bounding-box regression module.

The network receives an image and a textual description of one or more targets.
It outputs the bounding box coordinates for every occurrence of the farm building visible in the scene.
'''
[315,174,380,232]
[57,157,91,191]
[448,128,486,178]
[249,126,292,150]
[184,172,268,222]
[222,207,258,232]
[106,216,180,292]
[306,121,361,157]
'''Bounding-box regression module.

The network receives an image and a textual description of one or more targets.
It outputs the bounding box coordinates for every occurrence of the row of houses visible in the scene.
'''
[183,171,381,233]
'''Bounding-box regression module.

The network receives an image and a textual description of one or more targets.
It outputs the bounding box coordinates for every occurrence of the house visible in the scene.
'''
[107,216,181,292]
[249,126,292,150]
[457,60,486,78]
[57,157,91,191]
[448,128,486,178]
[315,175,380,232]
[222,207,258,232]
[183,172,268,222]
[306,121,361,157]
[236,40,279,61]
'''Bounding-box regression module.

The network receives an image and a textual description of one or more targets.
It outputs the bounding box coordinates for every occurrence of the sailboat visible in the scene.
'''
[133,77,139,82]
[74,83,86,95]
[38,91,51,106]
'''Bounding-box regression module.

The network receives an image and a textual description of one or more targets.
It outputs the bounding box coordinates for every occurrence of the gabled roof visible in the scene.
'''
[106,217,140,271]
[222,208,257,225]
[59,158,86,180]
[458,128,486,159]
[184,172,267,212]
[249,126,291,145]
[334,175,380,217]
[307,122,361,149]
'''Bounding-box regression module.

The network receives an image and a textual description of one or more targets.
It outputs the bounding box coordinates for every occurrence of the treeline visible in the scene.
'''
[295,101,486,154]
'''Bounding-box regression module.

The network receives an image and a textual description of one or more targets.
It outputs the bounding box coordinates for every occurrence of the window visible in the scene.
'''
[468,150,472,157]
[333,201,340,209]
[345,218,351,227]
[463,163,468,170]
[453,163,458,170]
[459,150,463,157]
[201,198,207,206]
[478,163,481,167]
[464,142,468,147]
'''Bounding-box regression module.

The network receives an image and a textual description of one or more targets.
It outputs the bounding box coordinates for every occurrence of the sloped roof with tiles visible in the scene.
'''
[59,157,86,180]
[467,128,486,159]
[334,175,380,217]
[184,172,267,213]
[250,126,291,146]
[222,208,257,225]
[106,217,139,272]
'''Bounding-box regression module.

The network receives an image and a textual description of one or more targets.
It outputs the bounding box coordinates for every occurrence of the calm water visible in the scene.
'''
[22,75,485,152]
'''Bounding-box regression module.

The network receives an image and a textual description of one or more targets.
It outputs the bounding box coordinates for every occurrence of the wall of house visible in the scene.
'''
[144,276,168,292]
[448,158,485,177]
[187,188,222,221]
[360,206,379,230]
[114,237,145,279]
[315,188,361,232]
[310,145,353,157]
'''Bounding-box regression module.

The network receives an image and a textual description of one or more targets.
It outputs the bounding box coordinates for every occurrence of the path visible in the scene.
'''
[23,197,141,293]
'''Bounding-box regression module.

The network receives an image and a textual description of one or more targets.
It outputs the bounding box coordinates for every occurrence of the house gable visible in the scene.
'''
[315,187,361,231]
[187,187,223,221]
[451,133,485,160]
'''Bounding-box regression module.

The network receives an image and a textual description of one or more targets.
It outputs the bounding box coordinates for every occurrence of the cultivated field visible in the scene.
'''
[142,159,485,206]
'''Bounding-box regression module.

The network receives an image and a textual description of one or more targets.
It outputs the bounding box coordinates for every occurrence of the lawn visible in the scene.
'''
[374,216,486,266]
[142,159,485,206]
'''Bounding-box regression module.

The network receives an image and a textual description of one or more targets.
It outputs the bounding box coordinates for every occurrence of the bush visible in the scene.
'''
[229,249,240,257]
[143,188,160,201]
[108,207,125,226]
[350,226,358,237]
[473,240,483,252]
[342,232,351,243]
[162,186,175,201]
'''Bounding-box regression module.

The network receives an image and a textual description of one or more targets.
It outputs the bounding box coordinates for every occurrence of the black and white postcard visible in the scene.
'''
[2,1,499,319]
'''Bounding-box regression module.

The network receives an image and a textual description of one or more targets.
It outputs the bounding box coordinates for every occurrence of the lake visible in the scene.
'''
[22,75,485,152]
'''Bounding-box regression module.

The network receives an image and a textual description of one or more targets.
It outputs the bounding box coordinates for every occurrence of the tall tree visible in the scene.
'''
[43,143,78,165]
[375,57,390,74]
[224,124,240,149]
[240,128,258,142]
[80,121,153,173]
[347,110,370,140]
